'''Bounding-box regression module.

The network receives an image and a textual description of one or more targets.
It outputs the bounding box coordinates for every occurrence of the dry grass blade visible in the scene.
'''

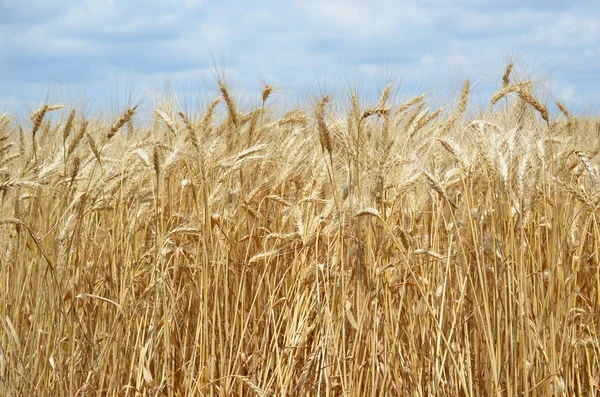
[236,376,266,397]
[249,249,282,263]
[413,249,446,260]
[345,300,360,331]
[354,207,381,218]
[75,293,122,310]
[134,149,151,169]
[4,316,20,349]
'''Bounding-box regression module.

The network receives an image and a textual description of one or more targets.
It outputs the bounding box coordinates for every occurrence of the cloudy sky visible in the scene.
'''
[0,0,599,115]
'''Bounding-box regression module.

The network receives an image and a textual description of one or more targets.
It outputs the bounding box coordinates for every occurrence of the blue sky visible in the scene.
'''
[0,0,599,115]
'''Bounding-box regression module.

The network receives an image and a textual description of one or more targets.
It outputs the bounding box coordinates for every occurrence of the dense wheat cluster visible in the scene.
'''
[0,67,599,396]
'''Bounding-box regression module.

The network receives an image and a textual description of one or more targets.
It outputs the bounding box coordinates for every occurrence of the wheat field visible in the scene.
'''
[0,66,599,396]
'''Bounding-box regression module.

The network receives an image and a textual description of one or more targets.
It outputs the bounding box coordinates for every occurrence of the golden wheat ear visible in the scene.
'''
[315,96,333,155]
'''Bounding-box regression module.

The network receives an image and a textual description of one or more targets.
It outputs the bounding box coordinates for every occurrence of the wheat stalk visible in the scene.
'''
[63,109,76,142]
[0,179,40,191]
[153,145,161,176]
[86,133,102,164]
[490,82,530,106]
[378,83,392,107]
[219,81,239,126]
[261,84,273,106]
[316,96,333,154]
[502,63,513,88]
[155,109,178,136]
[108,106,137,139]
[518,89,549,122]
[67,120,88,158]
[459,79,470,115]
[555,101,570,119]
[396,94,425,115]
[69,157,80,187]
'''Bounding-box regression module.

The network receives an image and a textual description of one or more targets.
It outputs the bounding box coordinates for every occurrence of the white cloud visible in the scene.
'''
[58,3,180,37]
[420,54,436,66]
[181,0,205,9]
[0,0,598,112]
[2,24,91,56]
[295,0,435,38]
[0,97,23,115]
[454,9,548,32]
[533,13,600,47]
[559,84,576,104]
[80,0,116,17]
[147,0,205,9]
